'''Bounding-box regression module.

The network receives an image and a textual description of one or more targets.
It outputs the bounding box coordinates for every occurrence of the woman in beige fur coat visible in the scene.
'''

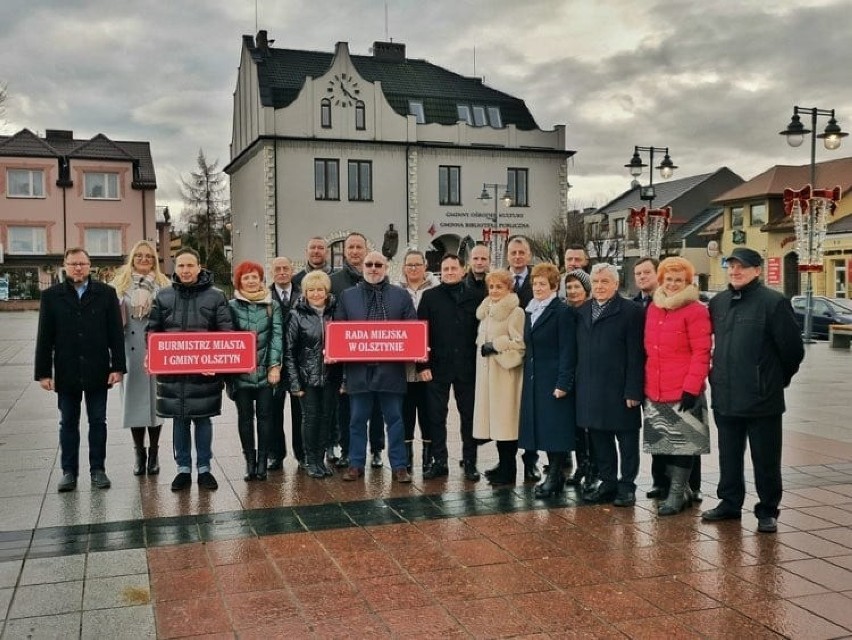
[473,270,526,485]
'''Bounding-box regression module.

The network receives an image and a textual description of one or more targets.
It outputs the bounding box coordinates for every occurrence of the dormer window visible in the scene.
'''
[487,106,502,128]
[408,101,425,124]
[457,104,503,128]
[457,105,472,125]
[472,106,487,127]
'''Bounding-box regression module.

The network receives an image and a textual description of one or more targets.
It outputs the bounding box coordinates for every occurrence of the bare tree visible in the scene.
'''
[0,82,8,122]
[586,218,623,265]
[528,209,587,264]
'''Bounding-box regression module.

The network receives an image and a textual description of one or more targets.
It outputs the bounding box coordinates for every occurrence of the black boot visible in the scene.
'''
[405,441,414,472]
[462,459,480,482]
[658,465,692,516]
[147,446,160,475]
[423,458,448,479]
[421,441,433,474]
[255,452,268,481]
[243,450,257,481]
[133,447,146,476]
[535,453,566,498]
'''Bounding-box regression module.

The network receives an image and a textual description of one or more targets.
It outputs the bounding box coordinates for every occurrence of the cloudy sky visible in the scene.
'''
[2,0,850,219]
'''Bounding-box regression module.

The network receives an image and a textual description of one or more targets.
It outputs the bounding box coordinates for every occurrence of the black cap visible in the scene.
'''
[728,247,763,267]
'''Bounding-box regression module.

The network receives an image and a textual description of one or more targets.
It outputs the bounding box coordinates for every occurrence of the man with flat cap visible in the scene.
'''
[702,247,804,534]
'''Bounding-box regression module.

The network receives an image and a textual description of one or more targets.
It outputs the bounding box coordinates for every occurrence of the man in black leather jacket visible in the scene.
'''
[701,247,804,533]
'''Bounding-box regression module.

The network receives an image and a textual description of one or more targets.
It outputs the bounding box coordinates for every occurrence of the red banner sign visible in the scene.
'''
[147,331,257,374]
[766,257,782,285]
[325,321,428,362]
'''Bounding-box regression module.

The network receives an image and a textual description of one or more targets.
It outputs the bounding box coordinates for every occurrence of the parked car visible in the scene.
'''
[790,296,852,339]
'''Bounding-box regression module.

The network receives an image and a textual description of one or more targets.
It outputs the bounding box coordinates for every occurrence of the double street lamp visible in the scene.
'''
[478,183,513,227]
[780,106,848,342]
[625,146,677,258]
[625,145,677,208]
[479,183,513,268]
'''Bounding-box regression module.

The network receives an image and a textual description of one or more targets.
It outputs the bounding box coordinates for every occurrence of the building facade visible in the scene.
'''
[709,157,852,297]
[226,32,573,270]
[0,128,159,298]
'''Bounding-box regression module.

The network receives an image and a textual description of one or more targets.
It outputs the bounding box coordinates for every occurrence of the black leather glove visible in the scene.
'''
[678,392,698,412]
[480,342,498,357]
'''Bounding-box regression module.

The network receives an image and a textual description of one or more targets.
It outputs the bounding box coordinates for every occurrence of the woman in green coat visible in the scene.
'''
[229,261,284,481]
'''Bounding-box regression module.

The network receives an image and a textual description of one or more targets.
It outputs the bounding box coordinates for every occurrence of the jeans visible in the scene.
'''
[349,392,405,470]
[234,386,273,456]
[337,393,385,456]
[299,384,338,464]
[269,386,303,461]
[714,412,783,518]
[589,429,640,494]
[58,388,108,476]
[402,381,430,441]
[173,416,213,474]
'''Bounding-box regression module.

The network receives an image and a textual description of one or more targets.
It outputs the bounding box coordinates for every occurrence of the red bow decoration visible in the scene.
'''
[628,207,646,227]
[648,207,672,229]
[783,185,811,216]
[811,186,841,215]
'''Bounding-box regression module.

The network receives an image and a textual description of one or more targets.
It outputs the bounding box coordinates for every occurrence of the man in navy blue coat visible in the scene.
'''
[335,251,417,482]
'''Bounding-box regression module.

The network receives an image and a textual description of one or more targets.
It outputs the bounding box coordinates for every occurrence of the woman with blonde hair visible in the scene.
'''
[109,240,171,475]
[473,270,525,485]
[643,256,711,516]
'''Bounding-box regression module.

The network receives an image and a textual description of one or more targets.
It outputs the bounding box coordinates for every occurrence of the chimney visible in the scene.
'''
[45,129,73,140]
[256,30,270,53]
[372,41,406,62]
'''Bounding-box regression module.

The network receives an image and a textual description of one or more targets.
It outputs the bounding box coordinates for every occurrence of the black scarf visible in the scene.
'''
[362,279,389,321]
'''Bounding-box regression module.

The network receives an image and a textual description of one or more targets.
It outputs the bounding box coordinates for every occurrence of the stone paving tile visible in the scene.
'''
[1,612,82,639]
[0,587,12,621]
[780,557,852,591]
[7,580,83,618]
[82,573,151,610]
[84,548,148,579]
[791,592,852,631]
[80,604,156,639]
[0,560,21,589]
[732,597,850,639]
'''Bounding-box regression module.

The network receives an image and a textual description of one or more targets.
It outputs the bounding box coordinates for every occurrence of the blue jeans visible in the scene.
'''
[173,417,213,474]
[58,388,108,476]
[349,392,405,470]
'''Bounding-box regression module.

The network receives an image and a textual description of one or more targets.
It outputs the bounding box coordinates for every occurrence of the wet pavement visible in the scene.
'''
[1,310,852,638]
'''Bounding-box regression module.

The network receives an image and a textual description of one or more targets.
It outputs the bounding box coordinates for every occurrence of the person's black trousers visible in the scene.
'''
[425,379,477,463]
[234,386,273,456]
[589,429,640,494]
[269,387,303,462]
[299,384,338,464]
[714,412,783,518]
[403,381,430,441]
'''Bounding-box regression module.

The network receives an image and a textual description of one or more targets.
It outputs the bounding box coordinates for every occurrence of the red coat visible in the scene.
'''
[644,288,711,402]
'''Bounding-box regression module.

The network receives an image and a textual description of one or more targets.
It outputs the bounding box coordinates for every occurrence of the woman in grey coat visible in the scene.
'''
[109,240,171,476]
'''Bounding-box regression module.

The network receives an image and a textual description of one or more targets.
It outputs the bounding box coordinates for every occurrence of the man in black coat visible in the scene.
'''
[329,232,385,467]
[292,236,333,289]
[463,244,490,301]
[575,263,645,506]
[35,248,126,492]
[268,255,301,470]
[702,247,804,533]
[417,254,482,480]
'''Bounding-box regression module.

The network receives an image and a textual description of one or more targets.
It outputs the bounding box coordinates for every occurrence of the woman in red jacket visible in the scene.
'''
[643,257,711,516]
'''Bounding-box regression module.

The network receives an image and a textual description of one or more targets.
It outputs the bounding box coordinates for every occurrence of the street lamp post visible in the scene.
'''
[625,146,676,259]
[780,106,848,343]
[479,183,513,267]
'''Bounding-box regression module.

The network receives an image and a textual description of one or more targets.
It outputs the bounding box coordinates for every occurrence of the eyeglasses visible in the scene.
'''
[133,253,155,260]
[364,262,385,268]
[404,263,424,268]
[65,262,91,268]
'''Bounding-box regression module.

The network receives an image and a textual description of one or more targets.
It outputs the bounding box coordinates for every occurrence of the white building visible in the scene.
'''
[226,32,573,270]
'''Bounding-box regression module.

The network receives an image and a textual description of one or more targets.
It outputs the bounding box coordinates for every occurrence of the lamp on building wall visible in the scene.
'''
[780,106,848,342]
[625,145,677,209]
[478,182,513,267]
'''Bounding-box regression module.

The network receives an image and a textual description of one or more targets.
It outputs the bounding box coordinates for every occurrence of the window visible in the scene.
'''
[408,101,425,124]
[348,160,372,201]
[507,168,529,206]
[487,106,503,128]
[85,228,122,255]
[84,172,119,199]
[614,218,626,237]
[750,203,767,226]
[472,106,487,127]
[7,169,44,197]
[355,101,365,130]
[7,226,47,254]
[320,99,332,128]
[314,159,339,200]
[731,206,744,228]
[457,105,472,125]
[439,166,461,205]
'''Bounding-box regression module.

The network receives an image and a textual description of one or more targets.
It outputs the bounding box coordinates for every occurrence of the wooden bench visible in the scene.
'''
[829,324,852,349]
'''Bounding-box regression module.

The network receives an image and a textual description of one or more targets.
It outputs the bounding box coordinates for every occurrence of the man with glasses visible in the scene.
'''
[399,249,439,472]
[36,247,126,492]
[336,251,416,482]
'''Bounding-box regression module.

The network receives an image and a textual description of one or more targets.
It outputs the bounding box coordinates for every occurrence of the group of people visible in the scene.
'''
[34,232,804,532]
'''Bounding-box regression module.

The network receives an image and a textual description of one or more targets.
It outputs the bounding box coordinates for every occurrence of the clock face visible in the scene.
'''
[326,73,360,107]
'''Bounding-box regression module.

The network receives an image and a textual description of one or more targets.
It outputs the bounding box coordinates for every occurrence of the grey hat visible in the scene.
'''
[565,268,591,294]
[728,247,763,267]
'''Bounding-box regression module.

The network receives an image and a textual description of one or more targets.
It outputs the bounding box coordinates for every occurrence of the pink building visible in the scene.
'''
[0,128,164,298]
